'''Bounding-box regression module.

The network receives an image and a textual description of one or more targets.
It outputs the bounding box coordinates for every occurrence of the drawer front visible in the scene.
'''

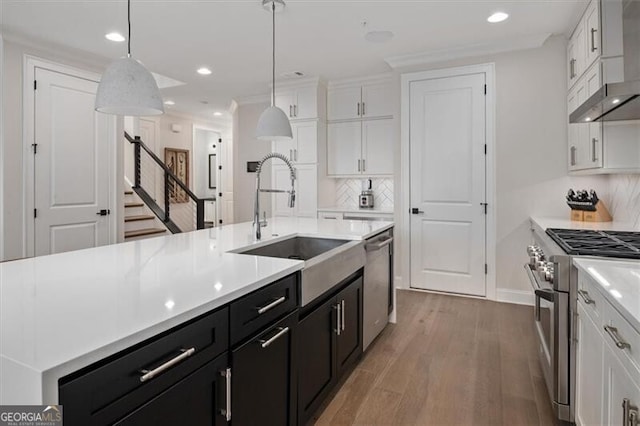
[59,307,229,426]
[603,301,640,376]
[230,273,298,346]
[577,273,604,325]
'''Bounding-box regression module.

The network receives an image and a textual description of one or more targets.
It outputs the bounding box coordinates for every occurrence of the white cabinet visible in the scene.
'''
[273,121,318,164]
[575,269,640,426]
[274,86,322,121]
[272,164,317,218]
[328,82,393,121]
[575,302,604,426]
[327,119,393,177]
[568,0,600,89]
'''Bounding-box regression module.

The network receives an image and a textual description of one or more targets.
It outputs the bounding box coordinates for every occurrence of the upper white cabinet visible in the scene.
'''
[275,84,326,121]
[568,0,600,89]
[272,164,317,218]
[327,119,393,177]
[568,61,602,172]
[328,81,393,121]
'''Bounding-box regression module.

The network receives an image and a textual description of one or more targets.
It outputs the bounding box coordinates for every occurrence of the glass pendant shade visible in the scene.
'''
[95,57,164,116]
[256,105,293,140]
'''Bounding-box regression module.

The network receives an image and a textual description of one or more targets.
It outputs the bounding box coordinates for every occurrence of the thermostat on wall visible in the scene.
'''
[247,161,259,173]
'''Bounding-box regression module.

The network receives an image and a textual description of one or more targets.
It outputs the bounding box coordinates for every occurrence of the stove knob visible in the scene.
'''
[544,262,555,282]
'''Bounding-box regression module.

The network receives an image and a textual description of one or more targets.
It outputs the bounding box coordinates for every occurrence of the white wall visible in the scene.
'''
[193,128,220,199]
[393,35,610,298]
[233,102,272,223]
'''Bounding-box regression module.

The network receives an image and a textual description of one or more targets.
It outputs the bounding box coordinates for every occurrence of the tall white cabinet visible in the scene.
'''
[326,76,395,178]
[270,79,332,218]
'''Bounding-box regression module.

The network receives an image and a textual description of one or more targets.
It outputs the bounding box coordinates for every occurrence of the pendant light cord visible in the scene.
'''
[272,1,276,106]
[127,0,132,57]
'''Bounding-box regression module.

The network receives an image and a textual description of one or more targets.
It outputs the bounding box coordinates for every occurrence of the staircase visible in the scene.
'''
[124,189,168,241]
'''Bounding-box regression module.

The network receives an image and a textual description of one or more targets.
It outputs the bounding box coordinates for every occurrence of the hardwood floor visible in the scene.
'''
[311,289,557,426]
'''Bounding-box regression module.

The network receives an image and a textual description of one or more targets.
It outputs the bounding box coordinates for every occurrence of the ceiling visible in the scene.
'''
[1,0,583,119]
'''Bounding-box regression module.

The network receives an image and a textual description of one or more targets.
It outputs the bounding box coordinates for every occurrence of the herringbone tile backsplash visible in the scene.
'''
[335,178,394,209]
[608,174,640,228]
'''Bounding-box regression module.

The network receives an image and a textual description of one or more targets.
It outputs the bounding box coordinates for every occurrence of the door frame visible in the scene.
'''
[23,55,118,257]
[400,63,496,300]
[0,34,4,261]
[192,124,222,225]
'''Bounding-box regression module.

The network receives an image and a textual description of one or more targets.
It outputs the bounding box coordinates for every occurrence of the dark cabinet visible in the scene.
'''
[232,311,298,426]
[115,353,229,426]
[297,275,363,424]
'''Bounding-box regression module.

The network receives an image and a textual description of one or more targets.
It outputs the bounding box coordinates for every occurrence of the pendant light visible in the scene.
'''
[256,0,293,140]
[95,0,164,116]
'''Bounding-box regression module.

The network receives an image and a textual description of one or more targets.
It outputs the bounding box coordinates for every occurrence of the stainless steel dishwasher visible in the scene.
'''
[363,228,393,351]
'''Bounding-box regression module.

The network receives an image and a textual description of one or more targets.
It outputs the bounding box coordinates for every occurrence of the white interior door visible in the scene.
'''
[409,73,486,296]
[34,67,113,256]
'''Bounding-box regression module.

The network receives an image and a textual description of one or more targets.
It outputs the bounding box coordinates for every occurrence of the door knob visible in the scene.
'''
[411,208,424,215]
[96,209,111,216]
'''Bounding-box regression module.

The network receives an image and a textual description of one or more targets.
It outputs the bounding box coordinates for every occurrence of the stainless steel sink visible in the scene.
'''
[236,236,366,306]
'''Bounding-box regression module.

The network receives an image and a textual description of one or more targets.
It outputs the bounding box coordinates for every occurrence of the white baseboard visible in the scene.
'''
[497,288,534,306]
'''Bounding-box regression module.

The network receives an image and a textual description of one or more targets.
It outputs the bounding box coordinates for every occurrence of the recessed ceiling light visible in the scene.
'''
[487,12,509,23]
[164,100,175,106]
[585,117,592,122]
[364,30,395,43]
[105,32,126,42]
[213,111,223,116]
[197,67,212,75]
[612,98,621,104]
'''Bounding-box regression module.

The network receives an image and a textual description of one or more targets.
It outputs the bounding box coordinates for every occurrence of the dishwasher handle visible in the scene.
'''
[365,236,393,252]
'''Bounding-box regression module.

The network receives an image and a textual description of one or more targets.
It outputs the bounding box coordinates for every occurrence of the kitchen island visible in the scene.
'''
[0,217,393,410]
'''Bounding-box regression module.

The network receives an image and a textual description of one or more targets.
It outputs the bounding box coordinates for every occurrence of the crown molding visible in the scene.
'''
[384,33,552,69]
[327,72,393,90]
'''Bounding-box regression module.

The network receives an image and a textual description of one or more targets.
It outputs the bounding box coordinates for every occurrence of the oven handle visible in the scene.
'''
[535,289,555,303]
[524,263,542,290]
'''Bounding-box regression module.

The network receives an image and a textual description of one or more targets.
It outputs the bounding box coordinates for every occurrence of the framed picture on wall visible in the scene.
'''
[209,154,217,189]
[164,148,189,203]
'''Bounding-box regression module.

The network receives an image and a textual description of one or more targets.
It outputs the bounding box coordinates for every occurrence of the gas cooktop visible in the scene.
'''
[546,228,640,259]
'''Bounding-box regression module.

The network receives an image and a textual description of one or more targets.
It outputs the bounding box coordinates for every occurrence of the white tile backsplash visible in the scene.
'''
[608,174,640,228]
[335,178,394,209]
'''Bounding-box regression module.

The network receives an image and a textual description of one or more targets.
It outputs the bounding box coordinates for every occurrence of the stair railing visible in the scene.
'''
[125,131,205,233]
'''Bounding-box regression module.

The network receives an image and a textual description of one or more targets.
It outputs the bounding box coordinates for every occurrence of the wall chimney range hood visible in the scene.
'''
[569,0,640,123]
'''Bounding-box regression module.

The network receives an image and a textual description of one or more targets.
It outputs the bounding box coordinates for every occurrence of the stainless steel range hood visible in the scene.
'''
[569,0,640,123]
[569,81,640,123]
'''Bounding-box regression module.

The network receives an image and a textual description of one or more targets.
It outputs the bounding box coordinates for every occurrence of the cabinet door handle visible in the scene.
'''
[220,368,231,421]
[341,299,345,332]
[357,159,361,172]
[335,303,342,336]
[570,146,577,166]
[362,159,366,172]
[604,325,631,350]
[256,295,287,314]
[570,58,576,79]
[289,105,293,118]
[578,289,595,305]
[592,138,598,162]
[294,104,298,117]
[139,347,196,382]
[289,149,293,161]
[294,149,298,162]
[259,326,289,348]
[357,102,361,116]
[362,102,365,116]
[591,28,598,52]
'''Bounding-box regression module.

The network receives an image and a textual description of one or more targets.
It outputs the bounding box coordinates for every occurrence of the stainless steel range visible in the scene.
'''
[526,223,640,424]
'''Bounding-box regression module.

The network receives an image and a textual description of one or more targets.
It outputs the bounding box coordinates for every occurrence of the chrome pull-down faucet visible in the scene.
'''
[254,152,296,240]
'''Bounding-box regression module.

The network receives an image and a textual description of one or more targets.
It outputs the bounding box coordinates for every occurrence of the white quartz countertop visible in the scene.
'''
[0,217,393,404]
[318,206,394,214]
[573,258,640,334]
[531,216,639,233]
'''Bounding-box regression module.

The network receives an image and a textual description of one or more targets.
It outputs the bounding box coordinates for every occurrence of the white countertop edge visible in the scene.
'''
[573,258,640,334]
[530,216,638,232]
[7,263,303,406]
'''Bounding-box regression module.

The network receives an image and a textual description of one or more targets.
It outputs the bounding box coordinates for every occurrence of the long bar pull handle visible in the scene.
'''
[592,138,598,162]
[362,102,365,116]
[362,159,366,172]
[335,303,342,336]
[604,325,631,350]
[578,289,595,305]
[257,296,286,314]
[289,149,293,161]
[294,149,298,162]
[591,28,598,52]
[220,368,231,421]
[139,347,196,382]
[289,105,293,118]
[357,102,361,116]
[294,104,298,117]
[259,327,289,348]
[570,146,577,166]
[358,159,361,172]
[341,299,345,332]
